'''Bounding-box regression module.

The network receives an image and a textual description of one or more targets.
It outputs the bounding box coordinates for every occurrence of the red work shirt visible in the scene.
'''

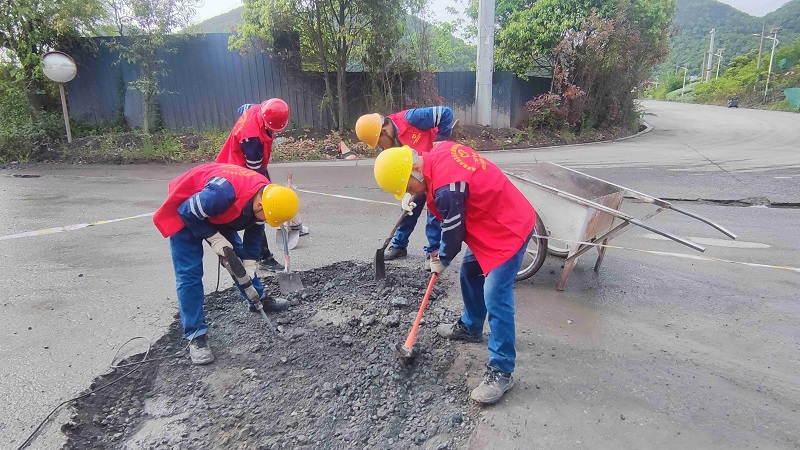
[388,110,438,153]
[423,142,536,273]
[216,105,274,172]
[153,164,269,238]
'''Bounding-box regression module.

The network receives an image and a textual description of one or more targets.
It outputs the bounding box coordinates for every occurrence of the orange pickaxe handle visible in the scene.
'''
[403,273,438,349]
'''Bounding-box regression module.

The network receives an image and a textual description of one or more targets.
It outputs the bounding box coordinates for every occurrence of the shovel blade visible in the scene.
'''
[374,248,386,280]
[277,272,304,295]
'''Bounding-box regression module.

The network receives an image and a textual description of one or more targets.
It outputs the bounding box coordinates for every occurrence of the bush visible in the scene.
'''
[525,93,570,129]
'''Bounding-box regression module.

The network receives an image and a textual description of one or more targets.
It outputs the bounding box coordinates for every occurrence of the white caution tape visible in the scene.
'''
[296,189,397,206]
[533,234,800,274]
[0,212,154,242]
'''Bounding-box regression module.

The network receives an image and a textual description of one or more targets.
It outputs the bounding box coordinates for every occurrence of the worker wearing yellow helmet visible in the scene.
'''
[374,143,537,405]
[153,163,299,365]
[356,106,456,263]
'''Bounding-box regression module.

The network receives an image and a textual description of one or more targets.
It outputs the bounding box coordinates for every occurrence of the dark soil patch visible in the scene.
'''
[61,261,479,449]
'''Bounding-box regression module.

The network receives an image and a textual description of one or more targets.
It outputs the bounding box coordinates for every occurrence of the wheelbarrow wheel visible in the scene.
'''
[515,214,548,282]
[546,242,570,258]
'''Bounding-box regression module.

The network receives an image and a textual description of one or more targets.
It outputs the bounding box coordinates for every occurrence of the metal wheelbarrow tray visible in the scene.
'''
[505,162,737,290]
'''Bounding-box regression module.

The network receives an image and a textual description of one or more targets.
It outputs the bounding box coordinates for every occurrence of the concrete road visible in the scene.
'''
[1,100,798,448]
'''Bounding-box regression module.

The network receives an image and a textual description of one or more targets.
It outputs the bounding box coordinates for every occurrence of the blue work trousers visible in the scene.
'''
[458,235,530,374]
[390,195,441,254]
[170,227,265,340]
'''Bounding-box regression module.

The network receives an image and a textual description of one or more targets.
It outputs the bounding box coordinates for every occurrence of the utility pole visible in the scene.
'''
[475,0,495,126]
[705,28,716,82]
[715,49,724,80]
[764,28,781,103]
[756,22,766,71]
[679,67,688,96]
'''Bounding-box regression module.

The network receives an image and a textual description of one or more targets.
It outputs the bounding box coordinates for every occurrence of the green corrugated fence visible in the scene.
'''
[784,88,800,111]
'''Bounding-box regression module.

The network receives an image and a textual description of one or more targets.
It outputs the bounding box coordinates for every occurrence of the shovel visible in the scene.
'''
[221,247,276,334]
[374,210,409,281]
[396,273,438,362]
[277,225,304,295]
[276,173,301,250]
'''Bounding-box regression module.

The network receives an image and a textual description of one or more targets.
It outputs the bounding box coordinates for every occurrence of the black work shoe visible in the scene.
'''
[188,335,214,365]
[437,319,483,343]
[384,246,407,260]
[471,365,515,404]
[258,256,285,272]
[249,294,290,313]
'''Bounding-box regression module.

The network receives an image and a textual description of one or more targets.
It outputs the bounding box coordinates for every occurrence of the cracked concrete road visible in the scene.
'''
[1,100,799,449]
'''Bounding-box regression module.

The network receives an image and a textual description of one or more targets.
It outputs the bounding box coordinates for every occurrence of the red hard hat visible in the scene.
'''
[260,98,290,131]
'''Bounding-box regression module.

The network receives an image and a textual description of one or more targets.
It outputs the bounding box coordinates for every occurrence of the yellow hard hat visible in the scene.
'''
[262,184,300,227]
[374,145,414,200]
[355,113,383,148]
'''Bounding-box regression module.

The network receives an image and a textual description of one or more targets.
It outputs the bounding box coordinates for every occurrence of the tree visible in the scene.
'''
[525,1,675,129]
[230,0,407,133]
[105,0,200,134]
[0,0,103,116]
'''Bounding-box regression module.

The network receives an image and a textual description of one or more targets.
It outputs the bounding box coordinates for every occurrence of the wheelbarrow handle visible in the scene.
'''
[667,205,738,240]
[548,162,737,240]
[628,218,706,252]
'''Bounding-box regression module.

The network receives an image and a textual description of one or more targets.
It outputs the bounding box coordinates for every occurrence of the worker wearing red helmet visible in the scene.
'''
[217,98,289,175]
[217,98,290,272]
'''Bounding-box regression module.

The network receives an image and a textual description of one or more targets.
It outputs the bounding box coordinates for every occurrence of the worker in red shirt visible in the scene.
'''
[216,98,302,272]
[355,107,454,262]
[373,142,536,405]
[153,164,299,364]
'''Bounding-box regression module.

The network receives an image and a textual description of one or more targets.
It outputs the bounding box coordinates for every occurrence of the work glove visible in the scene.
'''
[401,192,417,213]
[243,259,258,280]
[430,255,446,275]
[206,232,233,258]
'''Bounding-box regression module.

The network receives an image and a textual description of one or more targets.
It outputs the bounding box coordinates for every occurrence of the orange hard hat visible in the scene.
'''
[355,113,384,148]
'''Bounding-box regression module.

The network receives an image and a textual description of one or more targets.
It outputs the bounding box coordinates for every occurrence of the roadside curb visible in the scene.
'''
[615,120,653,142]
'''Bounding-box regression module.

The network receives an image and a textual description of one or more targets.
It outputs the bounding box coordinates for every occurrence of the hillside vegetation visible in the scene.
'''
[660,0,800,75]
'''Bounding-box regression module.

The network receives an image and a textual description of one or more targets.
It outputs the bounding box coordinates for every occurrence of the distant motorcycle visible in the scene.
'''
[727,97,739,108]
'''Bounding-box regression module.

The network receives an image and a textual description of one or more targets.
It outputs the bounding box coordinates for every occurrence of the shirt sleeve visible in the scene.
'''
[433,181,469,267]
[240,137,265,172]
[237,103,257,116]
[404,107,454,139]
[241,223,266,261]
[177,177,237,239]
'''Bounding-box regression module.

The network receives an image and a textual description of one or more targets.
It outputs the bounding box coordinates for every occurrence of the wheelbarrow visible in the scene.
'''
[506,162,737,290]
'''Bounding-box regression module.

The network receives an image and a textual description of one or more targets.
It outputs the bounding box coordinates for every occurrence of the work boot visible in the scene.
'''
[249,293,290,313]
[384,246,407,260]
[470,365,515,405]
[188,335,215,365]
[437,319,483,343]
[258,255,285,272]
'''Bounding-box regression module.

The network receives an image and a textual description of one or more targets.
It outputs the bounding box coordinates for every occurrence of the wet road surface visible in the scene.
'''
[1,100,798,448]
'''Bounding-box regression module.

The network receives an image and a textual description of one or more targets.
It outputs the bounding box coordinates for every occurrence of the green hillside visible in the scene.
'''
[193,7,244,33]
[192,7,475,71]
[660,0,800,75]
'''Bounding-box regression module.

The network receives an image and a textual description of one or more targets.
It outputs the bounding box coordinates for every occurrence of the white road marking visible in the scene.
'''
[641,233,771,249]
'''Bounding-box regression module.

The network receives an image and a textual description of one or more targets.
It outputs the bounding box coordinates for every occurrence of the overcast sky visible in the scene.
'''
[193,0,792,24]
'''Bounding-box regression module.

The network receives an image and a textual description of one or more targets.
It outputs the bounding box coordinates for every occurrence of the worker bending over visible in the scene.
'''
[153,163,298,364]
[373,142,536,404]
[356,106,454,262]
[217,98,298,272]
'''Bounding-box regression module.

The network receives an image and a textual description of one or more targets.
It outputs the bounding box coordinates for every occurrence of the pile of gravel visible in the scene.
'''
[62,261,478,449]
